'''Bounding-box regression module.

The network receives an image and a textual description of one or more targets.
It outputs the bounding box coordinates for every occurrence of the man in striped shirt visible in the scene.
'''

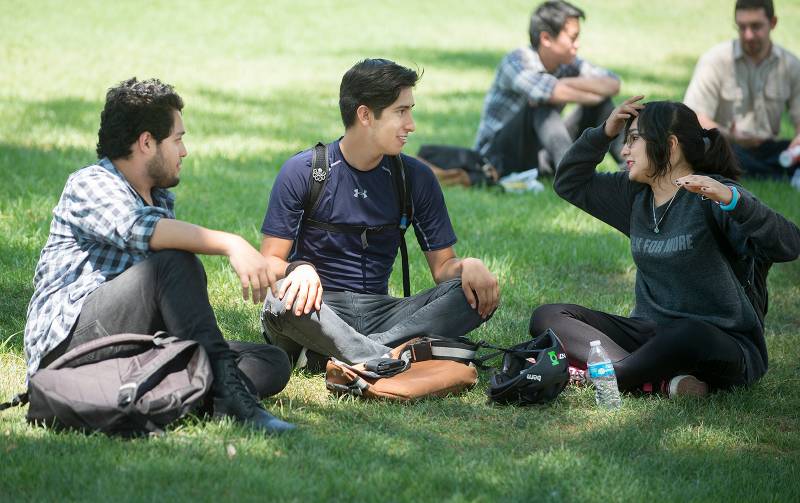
[474,1,621,178]
[24,78,294,434]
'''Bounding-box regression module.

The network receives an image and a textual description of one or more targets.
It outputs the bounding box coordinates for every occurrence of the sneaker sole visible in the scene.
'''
[668,375,709,398]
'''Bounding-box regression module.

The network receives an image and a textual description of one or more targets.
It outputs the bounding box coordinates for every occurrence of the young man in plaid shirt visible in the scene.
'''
[474,1,622,178]
[24,78,294,434]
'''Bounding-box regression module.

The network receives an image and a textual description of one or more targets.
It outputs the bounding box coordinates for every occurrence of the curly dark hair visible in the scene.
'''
[339,59,419,128]
[624,101,741,181]
[96,77,184,160]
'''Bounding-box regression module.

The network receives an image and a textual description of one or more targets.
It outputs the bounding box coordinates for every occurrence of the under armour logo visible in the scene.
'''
[353,189,368,199]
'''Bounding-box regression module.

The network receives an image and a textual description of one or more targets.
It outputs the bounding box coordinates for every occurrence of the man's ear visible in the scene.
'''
[356,105,372,126]
[539,31,553,49]
[136,131,155,155]
[770,16,778,30]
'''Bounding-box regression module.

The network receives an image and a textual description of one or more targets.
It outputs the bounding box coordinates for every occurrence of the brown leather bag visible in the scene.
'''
[325,337,479,401]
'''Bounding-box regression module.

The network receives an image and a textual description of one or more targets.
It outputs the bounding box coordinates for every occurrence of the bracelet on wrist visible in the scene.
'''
[285,260,316,277]
[719,186,739,211]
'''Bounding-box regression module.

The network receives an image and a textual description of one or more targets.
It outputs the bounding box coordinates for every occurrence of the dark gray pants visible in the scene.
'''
[40,250,291,399]
[486,98,621,176]
[261,278,486,366]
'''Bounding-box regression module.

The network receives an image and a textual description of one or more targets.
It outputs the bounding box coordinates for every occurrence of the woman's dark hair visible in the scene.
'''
[339,59,419,128]
[529,1,585,49]
[96,77,184,160]
[624,101,741,181]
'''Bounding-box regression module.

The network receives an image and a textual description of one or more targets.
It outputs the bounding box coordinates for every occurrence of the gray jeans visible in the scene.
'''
[485,97,620,176]
[261,278,486,366]
[41,250,291,399]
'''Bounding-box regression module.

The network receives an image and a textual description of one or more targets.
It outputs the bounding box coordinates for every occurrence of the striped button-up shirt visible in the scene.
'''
[474,46,618,154]
[24,158,174,376]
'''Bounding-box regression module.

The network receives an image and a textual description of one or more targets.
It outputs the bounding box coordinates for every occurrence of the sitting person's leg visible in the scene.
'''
[359,278,486,347]
[612,319,747,392]
[732,139,791,179]
[530,303,656,367]
[484,105,562,176]
[564,97,623,163]
[42,250,293,433]
[228,341,291,399]
[262,278,486,365]
[261,284,393,365]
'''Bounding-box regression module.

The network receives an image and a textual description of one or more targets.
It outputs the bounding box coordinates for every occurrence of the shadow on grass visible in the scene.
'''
[1,387,797,500]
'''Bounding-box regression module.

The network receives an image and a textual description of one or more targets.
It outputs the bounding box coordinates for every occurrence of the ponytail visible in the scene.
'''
[694,128,741,180]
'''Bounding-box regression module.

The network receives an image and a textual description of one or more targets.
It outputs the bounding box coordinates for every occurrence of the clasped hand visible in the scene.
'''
[279,264,323,316]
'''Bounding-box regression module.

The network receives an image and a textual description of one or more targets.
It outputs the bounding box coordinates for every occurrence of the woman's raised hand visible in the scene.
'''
[674,175,734,205]
[604,95,645,139]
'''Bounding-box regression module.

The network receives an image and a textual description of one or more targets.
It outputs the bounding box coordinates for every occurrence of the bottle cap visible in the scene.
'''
[590,340,601,347]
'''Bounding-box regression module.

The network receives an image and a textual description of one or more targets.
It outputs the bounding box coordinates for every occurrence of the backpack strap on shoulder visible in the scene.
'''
[390,155,413,297]
[0,392,28,412]
[303,142,329,221]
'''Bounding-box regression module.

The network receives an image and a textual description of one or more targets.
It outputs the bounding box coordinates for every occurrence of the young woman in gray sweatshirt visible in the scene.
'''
[531,96,800,397]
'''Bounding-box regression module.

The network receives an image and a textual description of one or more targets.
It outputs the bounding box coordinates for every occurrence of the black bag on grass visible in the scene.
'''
[417,144,498,186]
[1,333,212,437]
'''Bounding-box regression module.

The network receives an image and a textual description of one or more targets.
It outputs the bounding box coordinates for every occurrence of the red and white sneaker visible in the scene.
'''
[568,366,588,387]
[667,375,709,398]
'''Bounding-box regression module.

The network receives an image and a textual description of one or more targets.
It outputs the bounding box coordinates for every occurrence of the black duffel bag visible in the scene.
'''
[417,144,498,187]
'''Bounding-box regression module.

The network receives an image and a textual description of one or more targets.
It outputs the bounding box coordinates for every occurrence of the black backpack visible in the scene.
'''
[417,144,498,186]
[1,333,212,437]
[301,142,414,296]
[702,201,771,327]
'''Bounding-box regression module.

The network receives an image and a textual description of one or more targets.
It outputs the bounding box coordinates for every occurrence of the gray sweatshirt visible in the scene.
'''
[555,126,800,382]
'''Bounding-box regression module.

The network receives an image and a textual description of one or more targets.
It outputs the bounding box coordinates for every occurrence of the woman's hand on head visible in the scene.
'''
[674,175,733,205]
[604,95,645,139]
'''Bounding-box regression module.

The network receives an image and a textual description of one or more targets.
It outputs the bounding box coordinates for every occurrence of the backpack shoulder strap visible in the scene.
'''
[303,142,329,222]
[390,155,413,297]
[45,334,156,369]
[116,338,202,407]
[0,392,28,411]
[392,155,413,228]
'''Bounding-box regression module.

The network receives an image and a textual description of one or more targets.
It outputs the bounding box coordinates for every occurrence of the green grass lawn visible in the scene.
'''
[2,0,800,501]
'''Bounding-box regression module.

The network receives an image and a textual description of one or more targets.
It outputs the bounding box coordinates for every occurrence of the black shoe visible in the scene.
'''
[211,357,296,434]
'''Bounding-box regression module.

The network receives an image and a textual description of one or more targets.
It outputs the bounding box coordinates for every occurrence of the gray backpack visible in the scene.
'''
[1,333,212,436]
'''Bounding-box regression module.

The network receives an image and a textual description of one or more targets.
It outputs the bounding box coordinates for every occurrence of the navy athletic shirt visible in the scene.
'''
[261,140,457,295]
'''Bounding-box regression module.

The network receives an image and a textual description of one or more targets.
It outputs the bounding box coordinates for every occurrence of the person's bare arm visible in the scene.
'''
[547,77,619,105]
[424,247,499,319]
[150,218,278,304]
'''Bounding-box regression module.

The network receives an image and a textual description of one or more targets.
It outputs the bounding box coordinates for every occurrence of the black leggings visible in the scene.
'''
[530,303,747,391]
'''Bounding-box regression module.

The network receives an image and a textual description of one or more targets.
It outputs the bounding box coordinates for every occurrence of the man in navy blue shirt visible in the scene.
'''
[260,59,499,367]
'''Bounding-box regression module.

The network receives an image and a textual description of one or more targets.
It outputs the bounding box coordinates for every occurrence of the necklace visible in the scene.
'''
[651,190,679,234]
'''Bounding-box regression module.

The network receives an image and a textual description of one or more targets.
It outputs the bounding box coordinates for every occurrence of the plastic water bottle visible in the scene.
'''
[779,145,800,168]
[587,340,622,409]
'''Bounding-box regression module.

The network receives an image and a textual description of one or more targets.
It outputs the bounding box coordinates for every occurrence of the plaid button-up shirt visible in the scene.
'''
[24,158,175,376]
[474,46,618,154]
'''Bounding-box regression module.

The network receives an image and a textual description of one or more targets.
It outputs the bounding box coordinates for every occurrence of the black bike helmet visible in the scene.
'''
[487,328,569,405]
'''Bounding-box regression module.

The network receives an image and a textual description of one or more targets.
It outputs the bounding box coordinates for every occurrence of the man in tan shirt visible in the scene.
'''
[684,0,800,178]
